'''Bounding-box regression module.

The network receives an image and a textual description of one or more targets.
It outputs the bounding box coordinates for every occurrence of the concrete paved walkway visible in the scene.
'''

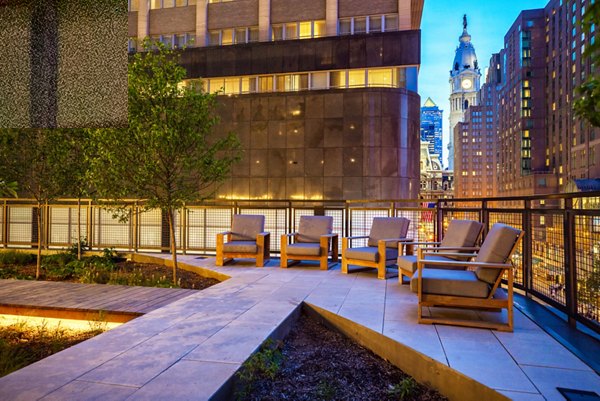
[0,255,598,401]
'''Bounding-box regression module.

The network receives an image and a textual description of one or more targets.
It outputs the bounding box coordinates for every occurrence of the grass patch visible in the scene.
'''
[0,320,104,378]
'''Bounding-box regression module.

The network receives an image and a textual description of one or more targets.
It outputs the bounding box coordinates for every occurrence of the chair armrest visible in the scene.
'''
[257,232,270,237]
[417,259,512,270]
[419,246,480,252]
[321,233,338,238]
[399,240,441,246]
[344,235,369,240]
[217,231,232,236]
[421,251,477,259]
[283,232,298,237]
[378,237,408,243]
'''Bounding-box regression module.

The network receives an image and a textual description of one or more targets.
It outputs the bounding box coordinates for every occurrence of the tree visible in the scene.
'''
[90,40,241,284]
[573,2,600,127]
[0,180,17,197]
[0,130,78,278]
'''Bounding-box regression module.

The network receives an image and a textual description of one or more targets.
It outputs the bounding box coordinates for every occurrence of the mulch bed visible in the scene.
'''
[2,260,219,290]
[240,313,448,401]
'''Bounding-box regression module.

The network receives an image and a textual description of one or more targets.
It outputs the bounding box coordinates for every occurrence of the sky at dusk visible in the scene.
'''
[419,0,549,167]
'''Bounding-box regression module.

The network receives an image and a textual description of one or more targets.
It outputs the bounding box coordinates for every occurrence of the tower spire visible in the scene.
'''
[463,14,467,31]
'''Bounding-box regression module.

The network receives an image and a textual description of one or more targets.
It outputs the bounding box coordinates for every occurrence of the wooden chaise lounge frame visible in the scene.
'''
[416,227,524,332]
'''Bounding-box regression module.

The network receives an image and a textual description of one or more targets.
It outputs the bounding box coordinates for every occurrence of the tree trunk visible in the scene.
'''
[36,204,42,280]
[167,209,178,285]
[77,198,81,260]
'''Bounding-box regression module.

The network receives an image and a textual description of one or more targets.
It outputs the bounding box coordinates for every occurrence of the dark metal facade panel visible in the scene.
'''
[179,30,421,79]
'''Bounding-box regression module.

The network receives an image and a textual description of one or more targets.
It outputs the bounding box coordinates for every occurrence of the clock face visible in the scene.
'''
[461,78,472,89]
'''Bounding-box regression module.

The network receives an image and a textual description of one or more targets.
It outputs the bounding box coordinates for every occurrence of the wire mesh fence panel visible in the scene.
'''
[93,208,132,249]
[48,206,88,247]
[325,208,344,253]
[348,209,389,247]
[138,209,162,249]
[0,206,3,243]
[204,207,233,250]
[395,209,429,243]
[575,215,600,328]
[531,213,566,306]
[238,207,288,252]
[7,206,33,244]
[186,208,206,251]
[489,212,524,287]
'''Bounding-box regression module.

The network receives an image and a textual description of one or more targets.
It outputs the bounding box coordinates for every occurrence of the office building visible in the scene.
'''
[420,97,443,168]
[128,0,424,200]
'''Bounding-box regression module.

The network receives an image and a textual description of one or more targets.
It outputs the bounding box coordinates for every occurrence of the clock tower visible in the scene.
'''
[448,15,481,170]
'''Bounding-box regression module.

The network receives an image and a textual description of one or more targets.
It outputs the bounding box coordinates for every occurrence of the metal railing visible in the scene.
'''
[1,192,599,333]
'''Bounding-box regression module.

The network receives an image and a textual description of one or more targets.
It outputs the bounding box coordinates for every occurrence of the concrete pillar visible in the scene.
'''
[137,0,149,40]
[398,0,411,31]
[196,0,207,46]
[325,0,337,36]
[258,0,270,42]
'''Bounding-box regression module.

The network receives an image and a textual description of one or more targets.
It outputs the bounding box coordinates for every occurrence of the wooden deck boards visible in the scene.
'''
[0,279,196,315]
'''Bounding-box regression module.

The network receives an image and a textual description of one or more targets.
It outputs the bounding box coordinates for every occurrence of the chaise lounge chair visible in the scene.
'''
[216,214,270,267]
[280,216,338,270]
[341,217,410,280]
[411,222,524,332]
[397,219,483,284]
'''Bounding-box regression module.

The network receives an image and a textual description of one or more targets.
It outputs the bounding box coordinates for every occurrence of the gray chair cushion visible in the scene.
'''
[475,223,522,284]
[223,241,258,253]
[297,216,333,243]
[439,220,483,260]
[345,246,398,263]
[286,243,321,256]
[397,254,463,274]
[231,215,265,241]
[367,217,410,247]
[410,269,491,298]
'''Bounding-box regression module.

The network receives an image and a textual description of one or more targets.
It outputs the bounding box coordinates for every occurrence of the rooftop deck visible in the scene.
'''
[0,255,598,401]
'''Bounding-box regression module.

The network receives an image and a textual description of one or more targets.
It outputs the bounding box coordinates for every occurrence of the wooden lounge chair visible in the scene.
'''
[341,217,410,280]
[397,219,483,284]
[280,216,338,270]
[216,214,270,267]
[411,223,524,332]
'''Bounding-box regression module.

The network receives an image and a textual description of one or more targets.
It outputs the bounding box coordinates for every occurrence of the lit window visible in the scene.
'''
[286,23,298,39]
[299,21,312,39]
[221,29,233,45]
[348,70,365,87]
[330,71,346,88]
[367,68,393,87]
[163,0,174,8]
[224,78,239,94]
[129,0,139,11]
[311,72,328,90]
[259,76,273,92]
[272,25,284,41]
[314,20,326,38]
[150,0,161,9]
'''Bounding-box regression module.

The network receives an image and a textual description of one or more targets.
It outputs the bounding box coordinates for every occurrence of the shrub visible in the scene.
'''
[41,253,78,280]
[235,339,283,400]
[388,377,418,400]
[0,250,36,266]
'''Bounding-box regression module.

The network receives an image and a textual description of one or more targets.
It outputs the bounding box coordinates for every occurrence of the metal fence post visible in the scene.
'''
[523,199,532,298]
[564,198,577,328]
[2,200,7,248]
[436,199,443,242]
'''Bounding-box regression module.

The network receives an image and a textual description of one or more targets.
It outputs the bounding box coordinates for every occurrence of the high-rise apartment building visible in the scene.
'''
[128,0,424,200]
[420,97,443,167]
[448,15,481,171]
[459,1,599,198]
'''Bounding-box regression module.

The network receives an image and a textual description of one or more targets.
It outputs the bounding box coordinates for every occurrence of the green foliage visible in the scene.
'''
[88,39,241,284]
[574,2,600,127]
[68,239,89,258]
[315,379,338,400]
[0,250,36,266]
[388,377,418,400]
[235,339,284,400]
[579,258,600,317]
[0,320,103,378]
[0,180,17,198]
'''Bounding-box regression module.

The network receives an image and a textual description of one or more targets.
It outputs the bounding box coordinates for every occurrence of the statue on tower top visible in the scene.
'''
[463,14,467,30]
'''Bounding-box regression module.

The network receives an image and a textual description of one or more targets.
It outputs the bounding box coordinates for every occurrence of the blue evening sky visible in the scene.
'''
[419,0,549,166]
